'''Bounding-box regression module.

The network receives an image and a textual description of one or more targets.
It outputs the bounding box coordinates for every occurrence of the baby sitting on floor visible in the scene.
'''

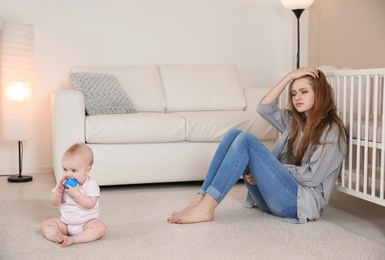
[41,142,106,247]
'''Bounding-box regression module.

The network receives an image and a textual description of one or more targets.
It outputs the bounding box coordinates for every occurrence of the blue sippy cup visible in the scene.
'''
[63,178,79,189]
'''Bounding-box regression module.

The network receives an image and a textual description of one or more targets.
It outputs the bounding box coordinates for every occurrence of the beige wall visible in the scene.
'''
[308,0,385,69]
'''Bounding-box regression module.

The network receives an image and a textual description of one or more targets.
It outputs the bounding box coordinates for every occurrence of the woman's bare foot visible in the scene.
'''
[167,194,204,223]
[169,194,218,224]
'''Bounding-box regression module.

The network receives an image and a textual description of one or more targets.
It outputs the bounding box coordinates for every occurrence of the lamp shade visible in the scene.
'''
[1,23,34,141]
[281,0,314,10]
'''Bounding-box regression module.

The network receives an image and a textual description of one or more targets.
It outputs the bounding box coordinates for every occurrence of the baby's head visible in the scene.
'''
[62,142,94,183]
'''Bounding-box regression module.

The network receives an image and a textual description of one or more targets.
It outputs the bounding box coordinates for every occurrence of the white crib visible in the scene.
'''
[325,68,385,207]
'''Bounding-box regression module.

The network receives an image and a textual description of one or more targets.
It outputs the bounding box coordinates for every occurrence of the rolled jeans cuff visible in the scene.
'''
[206,185,224,203]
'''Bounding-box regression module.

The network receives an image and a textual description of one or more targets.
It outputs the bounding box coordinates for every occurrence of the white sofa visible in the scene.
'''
[50,64,277,186]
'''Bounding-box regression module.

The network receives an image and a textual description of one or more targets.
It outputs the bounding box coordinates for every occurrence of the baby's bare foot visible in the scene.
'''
[61,235,75,247]
[54,231,65,243]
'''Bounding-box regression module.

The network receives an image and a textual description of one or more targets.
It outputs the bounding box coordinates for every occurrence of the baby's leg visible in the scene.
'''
[61,219,106,247]
[41,218,68,243]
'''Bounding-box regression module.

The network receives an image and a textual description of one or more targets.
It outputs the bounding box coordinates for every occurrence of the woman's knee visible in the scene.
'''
[235,131,260,145]
[223,129,244,143]
[227,128,243,137]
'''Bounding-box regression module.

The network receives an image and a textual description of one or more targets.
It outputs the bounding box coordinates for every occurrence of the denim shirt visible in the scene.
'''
[245,99,347,223]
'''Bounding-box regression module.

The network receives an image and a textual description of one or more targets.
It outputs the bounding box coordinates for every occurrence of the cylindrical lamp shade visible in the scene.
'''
[2,23,34,141]
[280,0,314,10]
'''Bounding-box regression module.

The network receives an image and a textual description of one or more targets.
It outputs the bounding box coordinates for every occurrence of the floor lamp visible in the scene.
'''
[2,23,35,183]
[281,0,314,69]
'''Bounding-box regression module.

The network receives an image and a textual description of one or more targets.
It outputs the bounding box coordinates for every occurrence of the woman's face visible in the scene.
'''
[290,77,315,117]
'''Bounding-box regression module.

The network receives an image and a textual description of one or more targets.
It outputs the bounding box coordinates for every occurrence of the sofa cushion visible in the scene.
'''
[159,64,246,112]
[85,113,186,143]
[173,111,276,142]
[71,66,166,112]
[70,72,137,115]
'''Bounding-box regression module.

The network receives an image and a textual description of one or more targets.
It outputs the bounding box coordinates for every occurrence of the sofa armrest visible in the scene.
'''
[244,87,270,112]
[50,89,85,182]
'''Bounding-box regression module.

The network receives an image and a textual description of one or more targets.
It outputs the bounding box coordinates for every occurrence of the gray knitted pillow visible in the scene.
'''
[70,73,137,115]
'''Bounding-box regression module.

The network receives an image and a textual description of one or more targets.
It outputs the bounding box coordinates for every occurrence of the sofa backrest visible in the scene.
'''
[71,65,166,112]
[159,64,246,112]
[71,64,246,113]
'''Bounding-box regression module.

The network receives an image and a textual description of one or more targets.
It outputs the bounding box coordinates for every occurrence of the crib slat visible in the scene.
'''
[371,75,379,196]
[363,75,371,194]
[348,76,355,190]
[342,76,348,188]
[356,75,363,192]
[381,75,385,199]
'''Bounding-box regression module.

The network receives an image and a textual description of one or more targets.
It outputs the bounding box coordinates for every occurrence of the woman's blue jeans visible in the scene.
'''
[199,129,298,218]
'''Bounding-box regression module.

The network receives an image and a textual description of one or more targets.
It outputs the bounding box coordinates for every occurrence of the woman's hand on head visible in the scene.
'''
[261,66,319,105]
[287,67,319,81]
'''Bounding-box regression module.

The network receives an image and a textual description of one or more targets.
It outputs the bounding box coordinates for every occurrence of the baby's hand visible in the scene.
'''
[56,177,67,193]
[66,184,81,198]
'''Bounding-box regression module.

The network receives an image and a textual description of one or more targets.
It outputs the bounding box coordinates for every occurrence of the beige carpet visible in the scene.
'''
[1,183,384,260]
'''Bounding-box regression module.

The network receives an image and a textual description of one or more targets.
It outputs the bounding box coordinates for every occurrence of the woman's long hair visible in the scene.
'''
[286,70,346,165]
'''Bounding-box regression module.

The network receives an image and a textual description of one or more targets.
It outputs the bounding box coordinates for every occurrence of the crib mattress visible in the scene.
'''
[341,113,383,143]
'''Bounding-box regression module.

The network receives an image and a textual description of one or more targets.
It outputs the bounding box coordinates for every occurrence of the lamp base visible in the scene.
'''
[8,174,33,183]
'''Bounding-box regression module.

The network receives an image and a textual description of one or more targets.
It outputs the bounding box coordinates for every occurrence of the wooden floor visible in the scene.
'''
[1,172,384,246]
